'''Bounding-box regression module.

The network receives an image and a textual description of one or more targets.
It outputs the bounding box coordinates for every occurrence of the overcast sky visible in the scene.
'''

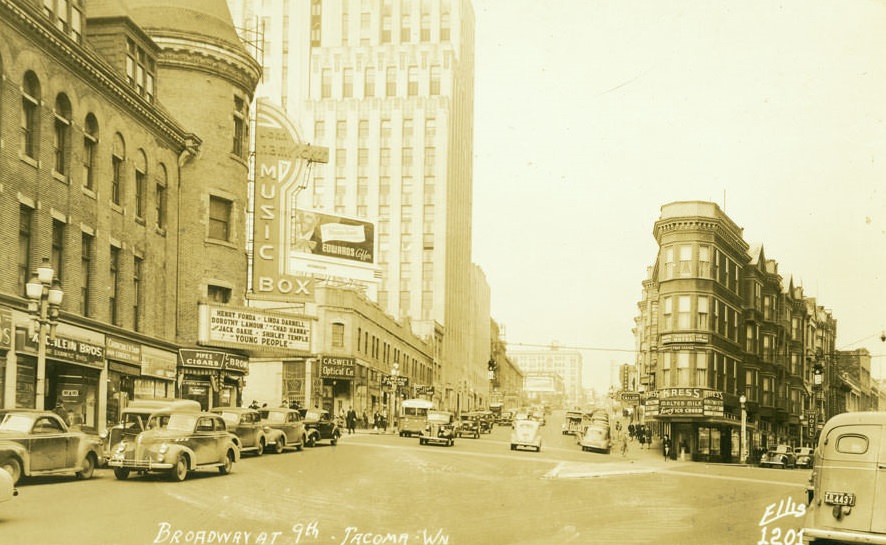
[471,0,886,390]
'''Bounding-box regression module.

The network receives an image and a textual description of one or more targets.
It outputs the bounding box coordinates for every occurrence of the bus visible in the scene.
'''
[399,398,435,437]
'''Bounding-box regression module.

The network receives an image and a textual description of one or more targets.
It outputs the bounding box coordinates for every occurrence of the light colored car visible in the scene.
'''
[108,412,240,481]
[419,410,456,446]
[759,444,796,469]
[579,424,611,454]
[794,447,814,469]
[212,407,285,455]
[101,399,201,464]
[259,408,307,452]
[510,419,542,452]
[803,411,886,544]
[0,463,18,504]
[0,410,103,485]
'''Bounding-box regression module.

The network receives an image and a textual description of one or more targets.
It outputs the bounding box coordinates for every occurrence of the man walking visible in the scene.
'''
[346,407,357,435]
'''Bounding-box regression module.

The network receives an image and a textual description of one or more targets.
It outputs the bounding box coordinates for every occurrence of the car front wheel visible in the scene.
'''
[76,454,96,480]
[273,438,285,454]
[306,434,316,447]
[171,456,189,482]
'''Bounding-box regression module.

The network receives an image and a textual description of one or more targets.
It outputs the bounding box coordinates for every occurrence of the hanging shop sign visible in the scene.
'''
[199,304,311,353]
[319,356,356,379]
[106,336,141,366]
[178,348,249,373]
[644,388,724,417]
[0,308,12,351]
[381,375,409,388]
[17,327,104,369]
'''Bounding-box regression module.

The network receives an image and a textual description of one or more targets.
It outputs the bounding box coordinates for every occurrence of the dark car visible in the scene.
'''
[419,410,456,447]
[0,410,103,485]
[108,412,239,481]
[101,399,201,464]
[457,414,480,439]
[794,446,814,469]
[759,444,797,469]
[211,407,285,455]
[298,409,341,447]
[259,408,307,452]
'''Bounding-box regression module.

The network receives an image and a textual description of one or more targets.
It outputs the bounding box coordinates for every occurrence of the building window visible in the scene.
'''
[54,94,72,176]
[364,67,376,98]
[18,205,33,297]
[133,256,143,331]
[315,120,326,141]
[109,245,121,325]
[111,134,125,206]
[407,66,418,96]
[51,219,65,283]
[155,164,168,229]
[676,352,690,386]
[440,12,450,41]
[696,353,710,387]
[386,67,397,97]
[400,15,411,42]
[43,0,84,42]
[663,246,674,279]
[332,323,345,347]
[676,296,691,329]
[322,69,333,98]
[429,65,441,95]
[207,285,231,304]
[662,296,672,331]
[697,296,709,330]
[80,232,92,316]
[134,151,147,219]
[233,95,248,158]
[420,13,430,41]
[82,114,98,190]
[126,37,156,102]
[208,196,233,242]
[21,71,40,159]
[381,119,392,146]
[679,245,692,277]
[341,9,349,46]
[746,324,757,354]
[698,245,711,278]
[762,376,774,406]
[381,15,392,43]
[343,68,354,98]
[661,352,672,388]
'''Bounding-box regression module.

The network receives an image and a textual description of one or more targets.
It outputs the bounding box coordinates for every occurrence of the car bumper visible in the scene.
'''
[421,435,452,444]
[803,527,886,545]
[108,458,174,470]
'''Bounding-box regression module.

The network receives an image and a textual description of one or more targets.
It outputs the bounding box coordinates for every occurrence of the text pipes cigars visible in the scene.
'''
[152,522,451,545]
[757,496,806,545]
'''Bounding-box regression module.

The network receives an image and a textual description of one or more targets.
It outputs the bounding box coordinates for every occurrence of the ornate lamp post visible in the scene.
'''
[739,394,748,465]
[25,258,64,411]
[391,363,400,432]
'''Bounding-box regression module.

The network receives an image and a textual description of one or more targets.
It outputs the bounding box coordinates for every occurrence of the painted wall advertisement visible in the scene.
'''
[644,388,724,417]
[198,304,311,353]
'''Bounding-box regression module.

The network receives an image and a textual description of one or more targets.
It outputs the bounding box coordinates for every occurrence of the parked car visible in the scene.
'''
[476,410,495,433]
[101,399,201,464]
[419,410,456,446]
[759,444,797,469]
[794,447,814,469]
[457,413,480,439]
[108,412,239,481]
[510,419,542,452]
[298,409,341,447]
[578,424,611,454]
[498,410,514,426]
[212,407,285,455]
[802,411,886,544]
[259,408,307,452]
[0,460,18,504]
[0,410,103,485]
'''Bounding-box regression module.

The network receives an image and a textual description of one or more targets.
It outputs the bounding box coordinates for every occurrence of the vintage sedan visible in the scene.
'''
[457,413,480,439]
[0,460,18,504]
[211,407,285,455]
[759,444,797,469]
[299,409,342,447]
[108,412,240,481]
[511,419,542,452]
[794,447,814,469]
[420,410,456,446]
[578,423,611,454]
[259,408,306,452]
[101,399,200,464]
[0,410,103,485]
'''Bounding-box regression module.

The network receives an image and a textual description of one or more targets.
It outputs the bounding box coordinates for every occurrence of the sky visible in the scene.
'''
[470,0,886,391]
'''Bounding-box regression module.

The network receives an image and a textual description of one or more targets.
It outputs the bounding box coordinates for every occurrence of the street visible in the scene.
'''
[1,414,810,545]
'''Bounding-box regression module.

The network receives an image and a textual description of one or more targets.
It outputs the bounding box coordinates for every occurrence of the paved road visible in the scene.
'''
[0,417,810,545]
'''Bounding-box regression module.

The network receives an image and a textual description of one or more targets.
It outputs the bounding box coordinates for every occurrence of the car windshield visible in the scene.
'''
[774,445,792,453]
[796,448,812,455]
[121,413,147,430]
[0,414,35,433]
[303,410,323,421]
[216,412,241,426]
[166,414,199,432]
[427,412,451,423]
[263,412,286,424]
[515,420,537,431]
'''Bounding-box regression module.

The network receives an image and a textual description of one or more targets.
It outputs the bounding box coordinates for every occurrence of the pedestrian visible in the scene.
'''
[619,433,629,457]
[346,407,357,435]
[644,427,652,449]
[638,427,646,449]
[361,410,368,429]
[663,434,671,461]
[381,410,388,432]
[373,410,381,433]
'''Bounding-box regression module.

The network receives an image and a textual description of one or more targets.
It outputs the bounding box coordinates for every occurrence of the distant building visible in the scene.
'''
[510,345,583,408]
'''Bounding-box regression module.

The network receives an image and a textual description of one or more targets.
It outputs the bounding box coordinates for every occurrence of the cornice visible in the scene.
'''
[654,217,750,256]
[150,33,262,94]
[0,0,193,150]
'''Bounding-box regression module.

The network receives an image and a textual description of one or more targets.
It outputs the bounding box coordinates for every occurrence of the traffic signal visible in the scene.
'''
[487,358,497,372]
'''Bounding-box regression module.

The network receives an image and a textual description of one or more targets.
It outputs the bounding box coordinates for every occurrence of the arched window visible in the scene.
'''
[53,94,72,175]
[21,71,41,159]
[82,114,99,190]
[134,149,147,218]
[111,133,126,205]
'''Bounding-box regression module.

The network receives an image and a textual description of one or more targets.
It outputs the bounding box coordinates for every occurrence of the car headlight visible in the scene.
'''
[159,443,169,454]
[115,442,127,453]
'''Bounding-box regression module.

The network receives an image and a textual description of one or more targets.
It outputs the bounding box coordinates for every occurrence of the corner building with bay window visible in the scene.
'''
[635,201,833,462]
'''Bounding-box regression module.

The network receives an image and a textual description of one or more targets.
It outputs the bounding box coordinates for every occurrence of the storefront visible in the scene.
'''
[0,308,12,407]
[105,336,142,427]
[14,326,104,431]
[319,355,355,416]
[177,349,247,410]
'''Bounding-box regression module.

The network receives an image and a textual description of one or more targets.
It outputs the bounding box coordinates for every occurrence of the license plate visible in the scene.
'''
[823,491,856,506]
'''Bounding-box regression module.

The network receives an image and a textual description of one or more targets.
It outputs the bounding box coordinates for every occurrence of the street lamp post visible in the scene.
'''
[26,258,64,411]
[391,363,400,433]
[739,394,748,465]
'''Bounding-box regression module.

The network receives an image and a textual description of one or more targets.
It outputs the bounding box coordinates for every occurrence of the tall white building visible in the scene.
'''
[510,345,584,408]
[228,0,482,410]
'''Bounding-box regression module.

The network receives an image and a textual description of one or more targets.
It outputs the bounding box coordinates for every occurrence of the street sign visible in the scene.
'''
[621,392,640,403]
[381,375,409,388]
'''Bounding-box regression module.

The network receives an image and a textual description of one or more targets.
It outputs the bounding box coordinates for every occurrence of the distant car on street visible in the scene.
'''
[578,424,612,454]
[298,409,342,447]
[794,447,814,469]
[108,412,239,481]
[457,413,480,439]
[212,407,285,455]
[420,411,456,446]
[759,444,796,469]
[259,408,307,452]
[0,410,103,485]
[510,419,542,452]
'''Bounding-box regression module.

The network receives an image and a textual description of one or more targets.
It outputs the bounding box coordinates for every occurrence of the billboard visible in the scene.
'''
[524,374,556,393]
[291,209,374,264]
